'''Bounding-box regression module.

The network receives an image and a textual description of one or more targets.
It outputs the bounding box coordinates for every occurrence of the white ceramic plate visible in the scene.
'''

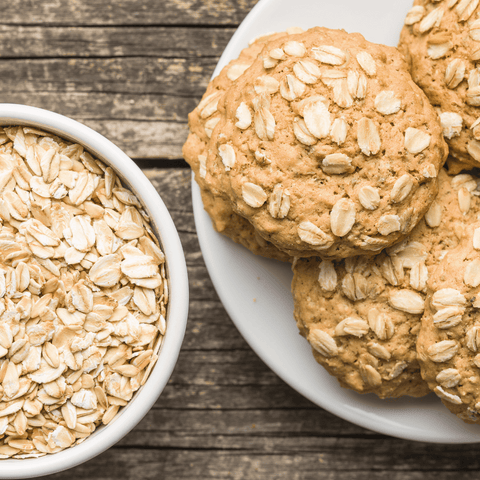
[192,0,480,443]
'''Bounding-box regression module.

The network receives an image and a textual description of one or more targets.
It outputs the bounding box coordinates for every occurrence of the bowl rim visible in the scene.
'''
[0,104,189,478]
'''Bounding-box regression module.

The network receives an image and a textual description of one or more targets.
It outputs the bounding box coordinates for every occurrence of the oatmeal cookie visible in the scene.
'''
[417,221,480,424]
[183,31,293,262]
[202,26,447,259]
[292,169,477,398]
[399,0,480,169]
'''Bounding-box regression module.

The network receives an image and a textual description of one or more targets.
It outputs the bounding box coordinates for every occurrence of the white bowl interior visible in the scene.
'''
[0,104,189,478]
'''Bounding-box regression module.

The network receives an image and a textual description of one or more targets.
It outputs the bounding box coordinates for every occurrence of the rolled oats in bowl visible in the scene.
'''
[0,126,168,458]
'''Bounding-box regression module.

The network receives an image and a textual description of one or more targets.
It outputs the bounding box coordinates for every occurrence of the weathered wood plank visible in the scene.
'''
[1,119,188,160]
[144,169,193,212]
[38,446,480,480]
[0,58,213,95]
[184,300,247,350]
[143,383,313,410]
[179,231,204,265]
[3,0,258,26]
[83,119,188,159]
[0,26,233,58]
[118,427,480,465]
[118,431,399,453]
[124,407,371,443]
[0,58,212,158]
[4,92,197,122]
[187,264,220,301]
[170,350,282,385]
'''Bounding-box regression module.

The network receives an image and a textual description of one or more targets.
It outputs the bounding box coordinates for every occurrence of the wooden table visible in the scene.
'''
[3,1,480,478]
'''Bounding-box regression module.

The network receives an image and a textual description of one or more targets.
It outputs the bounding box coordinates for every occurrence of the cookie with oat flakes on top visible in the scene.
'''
[399,0,480,172]
[416,218,480,424]
[202,26,447,260]
[292,169,479,398]
[183,30,296,262]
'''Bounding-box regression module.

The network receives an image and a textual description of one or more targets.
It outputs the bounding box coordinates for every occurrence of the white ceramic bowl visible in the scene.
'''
[0,104,189,478]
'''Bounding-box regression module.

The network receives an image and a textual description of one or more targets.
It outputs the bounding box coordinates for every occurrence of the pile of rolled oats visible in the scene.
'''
[0,126,167,458]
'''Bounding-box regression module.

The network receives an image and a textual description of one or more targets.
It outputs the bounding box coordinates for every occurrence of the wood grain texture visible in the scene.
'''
[0,6,250,161]
[2,0,258,26]
[0,26,233,58]
[0,57,213,158]
[84,120,189,159]
[0,24,230,160]
[0,58,213,95]
[38,446,480,480]
[38,169,480,479]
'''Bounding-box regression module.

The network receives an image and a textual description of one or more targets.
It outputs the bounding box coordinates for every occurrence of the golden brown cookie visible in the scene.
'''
[292,169,476,398]
[293,255,429,398]
[417,219,480,424]
[399,0,480,169]
[202,26,447,260]
[183,32,291,262]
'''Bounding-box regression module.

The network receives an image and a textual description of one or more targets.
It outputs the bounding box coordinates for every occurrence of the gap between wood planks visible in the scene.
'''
[135,158,190,169]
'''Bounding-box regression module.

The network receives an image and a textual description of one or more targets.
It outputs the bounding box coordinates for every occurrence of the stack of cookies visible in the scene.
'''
[183,1,480,425]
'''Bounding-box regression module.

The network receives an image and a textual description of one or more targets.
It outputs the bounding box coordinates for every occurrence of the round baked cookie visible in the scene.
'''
[292,169,476,398]
[203,26,448,259]
[417,222,480,424]
[183,31,296,262]
[399,0,480,169]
